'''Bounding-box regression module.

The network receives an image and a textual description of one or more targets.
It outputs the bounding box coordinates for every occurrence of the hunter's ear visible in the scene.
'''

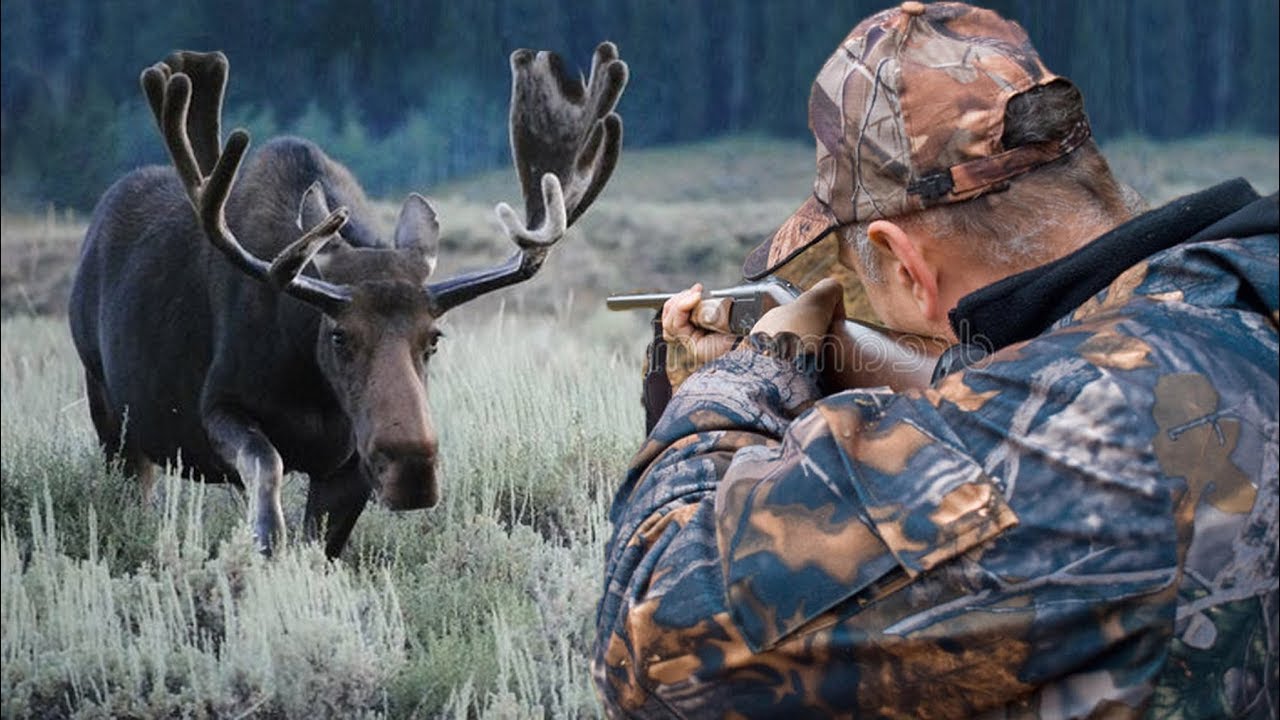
[867,219,942,324]
[394,193,440,277]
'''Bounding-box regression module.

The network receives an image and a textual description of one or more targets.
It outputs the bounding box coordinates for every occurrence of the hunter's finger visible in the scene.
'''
[671,284,704,312]
[797,278,844,316]
[692,332,740,364]
[799,277,842,302]
[662,285,700,323]
[662,284,703,341]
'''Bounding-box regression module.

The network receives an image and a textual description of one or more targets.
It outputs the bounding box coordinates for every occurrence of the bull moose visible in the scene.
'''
[68,45,628,557]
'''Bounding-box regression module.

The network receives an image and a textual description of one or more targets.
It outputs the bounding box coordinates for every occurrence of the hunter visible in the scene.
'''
[594,1,1279,717]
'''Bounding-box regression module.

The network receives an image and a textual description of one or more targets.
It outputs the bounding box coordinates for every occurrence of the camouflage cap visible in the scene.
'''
[743,1,1091,280]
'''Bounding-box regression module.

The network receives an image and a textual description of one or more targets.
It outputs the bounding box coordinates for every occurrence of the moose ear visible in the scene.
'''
[297,181,333,232]
[295,181,347,277]
[394,193,440,277]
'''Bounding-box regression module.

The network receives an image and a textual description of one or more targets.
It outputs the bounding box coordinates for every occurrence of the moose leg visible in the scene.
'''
[305,456,372,559]
[203,407,285,555]
[85,371,157,502]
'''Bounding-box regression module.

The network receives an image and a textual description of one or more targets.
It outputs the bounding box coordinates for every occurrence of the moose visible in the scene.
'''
[68,45,627,557]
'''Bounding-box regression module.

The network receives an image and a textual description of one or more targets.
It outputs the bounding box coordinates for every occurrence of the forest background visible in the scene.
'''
[4,0,1278,212]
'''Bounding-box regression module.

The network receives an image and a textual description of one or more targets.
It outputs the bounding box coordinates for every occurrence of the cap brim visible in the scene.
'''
[742,194,840,280]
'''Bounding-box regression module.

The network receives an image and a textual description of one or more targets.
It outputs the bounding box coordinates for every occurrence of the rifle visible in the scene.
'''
[607,278,948,391]
[606,279,804,335]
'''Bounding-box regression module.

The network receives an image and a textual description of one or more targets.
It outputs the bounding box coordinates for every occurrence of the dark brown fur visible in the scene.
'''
[69,46,627,557]
[70,136,442,557]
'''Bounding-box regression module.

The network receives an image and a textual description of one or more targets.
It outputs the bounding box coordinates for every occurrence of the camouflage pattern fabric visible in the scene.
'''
[595,207,1279,716]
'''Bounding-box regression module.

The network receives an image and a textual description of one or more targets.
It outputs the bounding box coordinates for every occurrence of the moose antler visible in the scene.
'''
[140,51,354,314]
[425,42,628,315]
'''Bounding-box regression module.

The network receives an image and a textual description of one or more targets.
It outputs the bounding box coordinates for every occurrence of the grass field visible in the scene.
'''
[1,134,1276,718]
[2,311,643,718]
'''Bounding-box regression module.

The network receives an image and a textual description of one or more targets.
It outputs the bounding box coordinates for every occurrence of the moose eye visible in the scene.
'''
[424,330,444,358]
[329,329,349,348]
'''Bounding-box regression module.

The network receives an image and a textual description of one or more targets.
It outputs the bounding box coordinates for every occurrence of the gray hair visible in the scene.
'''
[840,223,883,284]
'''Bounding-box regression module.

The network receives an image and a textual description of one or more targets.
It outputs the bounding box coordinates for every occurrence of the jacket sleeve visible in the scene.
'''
[594,336,1022,717]
[593,345,824,716]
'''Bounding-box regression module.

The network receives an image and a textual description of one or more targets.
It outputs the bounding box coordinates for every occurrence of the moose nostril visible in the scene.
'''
[368,435,442,507]
[401,452,435,480]
[368,447,438,511]
[370,451,434,479]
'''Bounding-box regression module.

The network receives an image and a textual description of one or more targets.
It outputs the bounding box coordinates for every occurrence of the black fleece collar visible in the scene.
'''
[948,177,1264,347]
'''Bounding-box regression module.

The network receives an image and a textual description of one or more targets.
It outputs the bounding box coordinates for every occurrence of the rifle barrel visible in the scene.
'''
[606,292,676,311]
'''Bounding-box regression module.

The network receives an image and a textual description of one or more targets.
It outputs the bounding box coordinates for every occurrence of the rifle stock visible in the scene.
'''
[823,317,946,391]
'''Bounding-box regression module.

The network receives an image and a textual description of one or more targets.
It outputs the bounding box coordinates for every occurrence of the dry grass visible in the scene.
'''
[0,209,85,317]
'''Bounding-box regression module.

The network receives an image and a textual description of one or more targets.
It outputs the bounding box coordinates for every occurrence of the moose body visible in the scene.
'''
[69,48,627,556]
[71,139,396,554]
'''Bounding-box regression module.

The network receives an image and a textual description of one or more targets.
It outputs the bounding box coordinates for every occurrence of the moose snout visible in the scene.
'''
[367,440,439,510]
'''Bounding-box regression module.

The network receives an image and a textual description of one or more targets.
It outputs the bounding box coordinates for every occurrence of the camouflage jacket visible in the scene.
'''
[594,181,1279,719]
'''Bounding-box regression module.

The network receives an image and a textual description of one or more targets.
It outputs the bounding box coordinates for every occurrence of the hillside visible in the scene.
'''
[3,133,1278,322]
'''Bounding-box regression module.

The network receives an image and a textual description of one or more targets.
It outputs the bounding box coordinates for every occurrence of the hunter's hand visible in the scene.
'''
[751,278,845,354]
[662,283,740,365]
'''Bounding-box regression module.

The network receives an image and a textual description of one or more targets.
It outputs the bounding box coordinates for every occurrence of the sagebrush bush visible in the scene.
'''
[2,485,405,718]
[1,312,642,718]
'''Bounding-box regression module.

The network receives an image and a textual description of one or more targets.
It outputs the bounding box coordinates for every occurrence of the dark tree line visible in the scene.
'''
[2,0,1276,211]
